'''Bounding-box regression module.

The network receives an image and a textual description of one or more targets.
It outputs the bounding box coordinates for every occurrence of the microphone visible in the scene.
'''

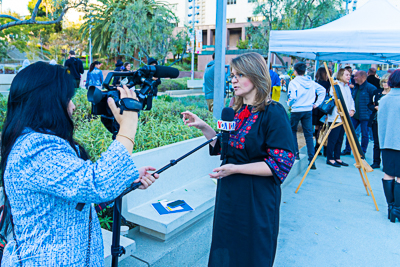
[154,65,179,78]
[217,107,236,160]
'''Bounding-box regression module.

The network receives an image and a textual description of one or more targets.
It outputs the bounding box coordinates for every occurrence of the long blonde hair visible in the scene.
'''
[231,52,272,113]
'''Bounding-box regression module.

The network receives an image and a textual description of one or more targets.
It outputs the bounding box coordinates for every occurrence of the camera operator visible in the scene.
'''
[0,62,159,266]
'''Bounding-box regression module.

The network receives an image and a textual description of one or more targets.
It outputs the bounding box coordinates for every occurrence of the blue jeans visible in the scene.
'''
[291,111,315,161]
[344,118,369,153]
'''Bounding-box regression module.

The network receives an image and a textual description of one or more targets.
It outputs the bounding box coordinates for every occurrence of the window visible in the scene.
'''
[227,0,236,5]
[226,18,236,24]
[247,16,265,22]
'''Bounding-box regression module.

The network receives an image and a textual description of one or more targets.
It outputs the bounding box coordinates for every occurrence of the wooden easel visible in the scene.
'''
[295,62,379,211]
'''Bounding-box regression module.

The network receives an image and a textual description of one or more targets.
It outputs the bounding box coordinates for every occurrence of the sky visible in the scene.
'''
[2,0,400,18]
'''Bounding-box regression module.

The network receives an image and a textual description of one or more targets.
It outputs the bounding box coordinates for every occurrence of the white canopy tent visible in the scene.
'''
[268,0,400,66]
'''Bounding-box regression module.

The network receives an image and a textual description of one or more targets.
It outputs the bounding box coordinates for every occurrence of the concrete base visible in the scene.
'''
[102,229,136,266]
[119,212,213,267]
[187,79,204,89]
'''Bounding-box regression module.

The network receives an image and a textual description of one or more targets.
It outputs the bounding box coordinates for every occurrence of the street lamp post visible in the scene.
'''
[89,15,93,66]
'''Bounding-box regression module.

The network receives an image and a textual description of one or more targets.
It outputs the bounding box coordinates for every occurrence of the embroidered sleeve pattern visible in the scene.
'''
[264,148,295,183]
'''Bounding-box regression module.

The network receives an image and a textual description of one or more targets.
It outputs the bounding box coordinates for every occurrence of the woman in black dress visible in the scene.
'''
[313,67,331,155]
[182,52,295,266]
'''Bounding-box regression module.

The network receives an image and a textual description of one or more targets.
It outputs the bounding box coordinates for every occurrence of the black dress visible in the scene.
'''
[208,102,295,267]
[312,80,331,126]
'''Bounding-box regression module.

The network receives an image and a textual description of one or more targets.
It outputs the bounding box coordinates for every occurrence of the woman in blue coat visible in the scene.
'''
[0,62,159,266]
[85,61,103,89]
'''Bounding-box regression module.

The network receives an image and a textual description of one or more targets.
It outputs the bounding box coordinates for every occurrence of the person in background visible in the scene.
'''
[18,59,30,73]
[49,59,57,65]
[85,61,103,89]
[269,63,281,101]
[147,58,161,97]
[182,52,295,267]
[288,62,325,169]
[64,51,84,88]
[344,66,355,89]
[368,73,391,169]
[313,67,331,156]
[378,70,400,223]
[341,71,376,155]
[326,68,355,167]
[147,58,158,66]
[112,59,124,85]
[367,68,381,90]
[203,53,215,112]
[123,62,131,72]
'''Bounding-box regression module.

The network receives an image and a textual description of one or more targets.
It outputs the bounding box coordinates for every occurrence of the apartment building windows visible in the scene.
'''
[227,18,236,24]
[247,16,265,22]
[227,0,236,5]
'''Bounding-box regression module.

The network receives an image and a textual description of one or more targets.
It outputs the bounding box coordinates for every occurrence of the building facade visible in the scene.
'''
[166,0,263,49]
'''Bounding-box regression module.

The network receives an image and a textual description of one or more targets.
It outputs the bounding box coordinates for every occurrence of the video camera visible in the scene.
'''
[87,65,179,135]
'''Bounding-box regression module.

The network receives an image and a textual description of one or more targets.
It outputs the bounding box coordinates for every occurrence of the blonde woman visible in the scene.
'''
[326,68,355,167]
[182,53,295,266]
[368,73,391,169]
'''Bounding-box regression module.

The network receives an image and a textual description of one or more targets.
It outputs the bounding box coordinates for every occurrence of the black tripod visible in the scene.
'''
[111,133,221,267]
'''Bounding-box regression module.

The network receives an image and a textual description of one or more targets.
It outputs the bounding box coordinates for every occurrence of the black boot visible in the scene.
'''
[390,182,400,223]
[382,179,395,220]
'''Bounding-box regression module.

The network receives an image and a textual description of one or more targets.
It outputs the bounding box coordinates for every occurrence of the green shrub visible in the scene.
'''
[158,77,188,92]
[0,94,7,131]
[72,87,214,161]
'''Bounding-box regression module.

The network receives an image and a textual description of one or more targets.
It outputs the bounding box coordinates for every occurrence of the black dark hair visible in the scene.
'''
[315,67,328,82]
[388,69,400,88]
[0,62,85,237]
[89,61,101,72]
[69,50,75,55]
[294,62,307,75]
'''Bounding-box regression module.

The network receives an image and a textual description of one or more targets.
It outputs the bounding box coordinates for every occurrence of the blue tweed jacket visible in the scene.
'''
[2,131,138,266]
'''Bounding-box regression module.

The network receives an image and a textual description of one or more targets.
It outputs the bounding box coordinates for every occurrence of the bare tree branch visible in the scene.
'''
[0,15,21,21]
[31,0,43,21]
[0,0,87,31]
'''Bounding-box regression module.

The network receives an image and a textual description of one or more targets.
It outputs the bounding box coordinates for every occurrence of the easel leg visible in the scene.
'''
[295,117,340,193]
[358,168,370,196]
[360,165,379,211]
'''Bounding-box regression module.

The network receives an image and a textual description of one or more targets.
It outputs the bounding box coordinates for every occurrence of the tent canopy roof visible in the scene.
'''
[269,0,400,64]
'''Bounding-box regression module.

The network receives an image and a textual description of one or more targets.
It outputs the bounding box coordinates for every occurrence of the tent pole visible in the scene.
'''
[314,53,320,80]
[267,51,272,70]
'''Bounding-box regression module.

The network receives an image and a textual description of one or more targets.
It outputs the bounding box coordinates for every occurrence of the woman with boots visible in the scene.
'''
[378,70,400,223]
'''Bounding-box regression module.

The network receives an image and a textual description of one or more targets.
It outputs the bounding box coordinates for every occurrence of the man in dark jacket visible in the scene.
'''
[342,71,376,155]
[367,68,381,90]
[64,51,84,88]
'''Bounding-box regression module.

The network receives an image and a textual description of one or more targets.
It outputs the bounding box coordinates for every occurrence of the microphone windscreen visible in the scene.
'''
[221,107,235,121]
[154,66,180,78]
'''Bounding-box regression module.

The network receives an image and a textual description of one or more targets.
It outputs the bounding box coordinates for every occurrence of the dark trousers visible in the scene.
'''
[371,122,381,165]
[74,79,81,89]
[291,111,315,161]
[326,124,345,161]
[345,118,369,153]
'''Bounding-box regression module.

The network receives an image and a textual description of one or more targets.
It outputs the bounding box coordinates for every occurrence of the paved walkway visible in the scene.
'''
[275,146,399,267]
